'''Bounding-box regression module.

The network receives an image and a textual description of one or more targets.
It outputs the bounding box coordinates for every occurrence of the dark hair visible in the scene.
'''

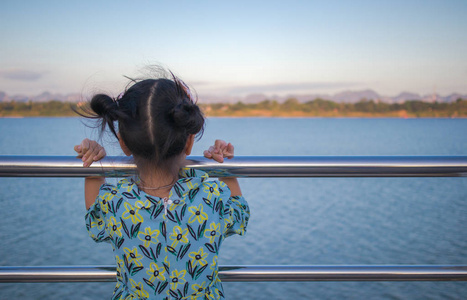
[79,74,205,170]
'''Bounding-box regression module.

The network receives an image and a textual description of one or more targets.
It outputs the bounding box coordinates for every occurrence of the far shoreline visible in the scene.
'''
[1,99,465,118]
[1,114,466,119]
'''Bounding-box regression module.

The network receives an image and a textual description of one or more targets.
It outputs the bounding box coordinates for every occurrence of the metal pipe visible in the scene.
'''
[0,266,116,283]
[0,265,466,283]
[219,265,467,282]
[1,155,467,177]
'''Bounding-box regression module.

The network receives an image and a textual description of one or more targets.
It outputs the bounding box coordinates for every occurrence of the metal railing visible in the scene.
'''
[1,265,466,283]
[1,155,467,177]
[1,155,466,282]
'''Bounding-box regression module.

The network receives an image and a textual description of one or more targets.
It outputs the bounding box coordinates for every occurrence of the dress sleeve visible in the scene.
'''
[219,182,250,237]
[84,183,113,243]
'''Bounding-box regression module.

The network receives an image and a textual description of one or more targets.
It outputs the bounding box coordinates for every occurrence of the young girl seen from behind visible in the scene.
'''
[74,72,250,300]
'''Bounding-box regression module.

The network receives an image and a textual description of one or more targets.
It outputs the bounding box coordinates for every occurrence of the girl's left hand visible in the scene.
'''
[74,138,106,167]
[203,139,234,163]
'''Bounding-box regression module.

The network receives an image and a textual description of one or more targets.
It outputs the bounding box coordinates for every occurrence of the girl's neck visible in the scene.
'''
[136,156,184,198]
[137,170,178,198]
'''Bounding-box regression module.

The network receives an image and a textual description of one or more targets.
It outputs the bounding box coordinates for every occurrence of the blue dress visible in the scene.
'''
[85,168,250,300]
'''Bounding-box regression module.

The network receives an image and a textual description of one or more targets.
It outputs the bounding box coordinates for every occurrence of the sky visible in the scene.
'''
[1,0,466,99]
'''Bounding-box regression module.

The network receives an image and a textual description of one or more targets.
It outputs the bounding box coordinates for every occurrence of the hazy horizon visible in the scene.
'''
[1,88,466,105]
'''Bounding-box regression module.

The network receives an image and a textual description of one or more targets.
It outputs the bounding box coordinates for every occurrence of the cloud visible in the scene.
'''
[0,69,46,81]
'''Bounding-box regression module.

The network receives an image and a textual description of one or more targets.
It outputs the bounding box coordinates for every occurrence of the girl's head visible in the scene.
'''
[84,73,205,172]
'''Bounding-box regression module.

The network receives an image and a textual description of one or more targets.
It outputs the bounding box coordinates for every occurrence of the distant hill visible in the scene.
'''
[1,90,466,104]
[0,91,82,102]
[199,89,467,104]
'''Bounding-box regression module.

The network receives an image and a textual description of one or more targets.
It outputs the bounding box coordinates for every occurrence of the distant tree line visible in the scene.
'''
[0,98,466,117]
[200,98,467,117]
[0,100,79,117]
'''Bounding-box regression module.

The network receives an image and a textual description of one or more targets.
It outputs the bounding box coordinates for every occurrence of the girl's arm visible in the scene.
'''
[84,177,105,209]
[203,140,242,196]
[74,139,106,209]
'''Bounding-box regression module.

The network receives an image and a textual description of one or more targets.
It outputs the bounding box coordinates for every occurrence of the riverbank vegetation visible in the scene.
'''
[0,100,79,117]
[1,98,466,118]
[201,98,467,118]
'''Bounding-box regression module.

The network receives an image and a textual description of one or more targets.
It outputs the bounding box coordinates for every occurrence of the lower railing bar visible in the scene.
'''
[1,155,467,177]
[1,265,466,283]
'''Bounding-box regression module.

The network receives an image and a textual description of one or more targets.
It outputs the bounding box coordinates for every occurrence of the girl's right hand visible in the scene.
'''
[74,138,106,167]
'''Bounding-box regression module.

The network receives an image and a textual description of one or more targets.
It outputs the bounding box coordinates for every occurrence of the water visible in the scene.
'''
[0,117,466,299]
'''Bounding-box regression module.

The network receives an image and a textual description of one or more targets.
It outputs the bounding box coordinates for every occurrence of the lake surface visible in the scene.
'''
[0,117,466,299]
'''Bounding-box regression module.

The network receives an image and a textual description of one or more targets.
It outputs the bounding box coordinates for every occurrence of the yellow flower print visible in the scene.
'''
[202,182,220,201]
[118,179,134,192]
[135,199,151,209]
[163,256,170,270]
[123,247,143,266]
[91,216,104,230]
[108,216,122,237]
[205,289,216,300]
[138,226,159,248]
[185,178,199,191]
[122,202,144,224]
[239,222,246,232]
[204,222,220,243]
[147,262,165,282]
[191,281,206,294]
[188,204,208,224]
[169,226,189,247]
[169,269,186,290]
[100,196,111,214]
[123,294,136,300]
[179,167,189,175]
[129,278,149,298]
[212,288,221,299]
[223,216,233,231]
[213,273,221,284]
[210,255,218,271]
[115,255,124,280]
[188,247,208,267]
[115,255,124,269]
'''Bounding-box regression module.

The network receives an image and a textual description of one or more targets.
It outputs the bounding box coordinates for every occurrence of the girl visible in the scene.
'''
[74,73,250,300]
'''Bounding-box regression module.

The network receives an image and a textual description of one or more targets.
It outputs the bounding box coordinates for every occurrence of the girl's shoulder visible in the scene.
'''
[178,168,230,194]
[180,167,233,181]
[179,167,209,181]
[96,178,145,207]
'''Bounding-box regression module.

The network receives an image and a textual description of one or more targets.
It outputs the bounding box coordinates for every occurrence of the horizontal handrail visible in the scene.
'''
[1,265,466,282]
[1,157,466,285]
[1,155,467,177]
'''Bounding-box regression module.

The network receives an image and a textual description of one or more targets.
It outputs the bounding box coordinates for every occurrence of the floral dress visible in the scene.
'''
[85,168,250,300]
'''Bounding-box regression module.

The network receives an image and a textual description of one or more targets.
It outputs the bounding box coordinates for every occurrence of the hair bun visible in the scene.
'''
[90,94,120,121]
[170,100,204,134]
